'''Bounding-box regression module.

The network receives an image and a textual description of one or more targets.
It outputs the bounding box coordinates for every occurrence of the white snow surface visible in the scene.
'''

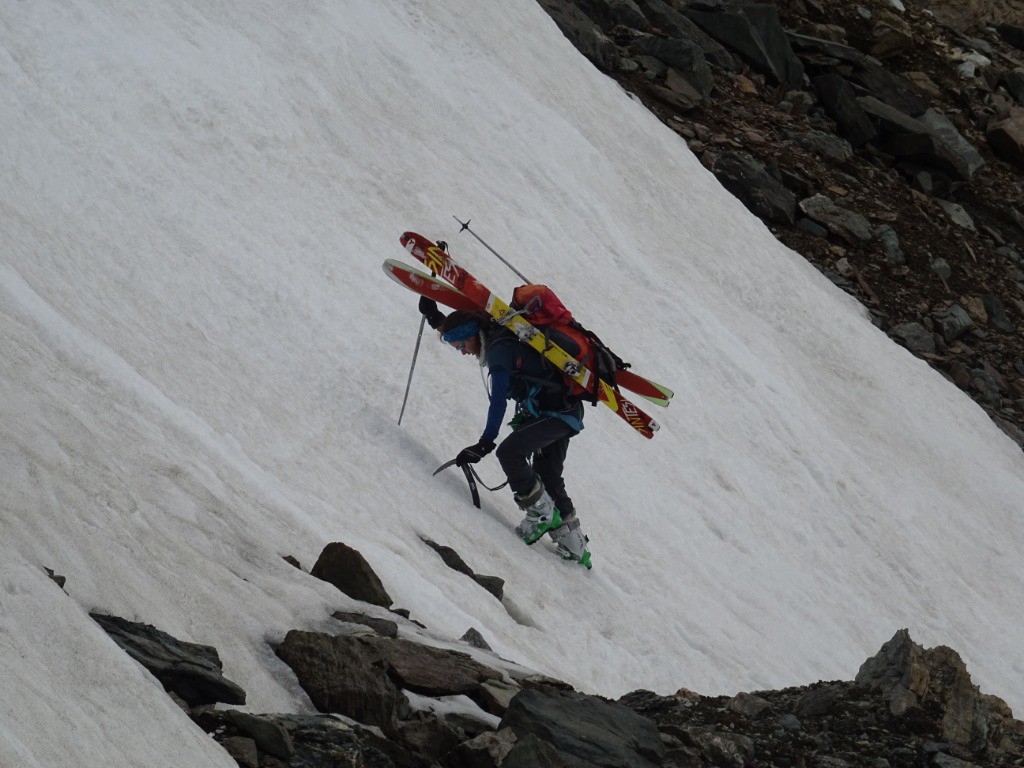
[2,0,1023,765]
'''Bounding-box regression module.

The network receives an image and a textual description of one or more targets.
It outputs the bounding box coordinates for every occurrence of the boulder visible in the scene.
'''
[90,613,245,707]
[311,541,393,608]
[685,4,804,88]
[501,687,665,767]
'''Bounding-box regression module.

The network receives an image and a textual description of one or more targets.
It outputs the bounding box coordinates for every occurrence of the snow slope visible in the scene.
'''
[2,0,1022,765]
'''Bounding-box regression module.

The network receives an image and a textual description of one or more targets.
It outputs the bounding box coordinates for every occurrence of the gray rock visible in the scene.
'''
[442,727,518,768]
[934,305,976,342]
[987,108,1024,167]
[685,4,804,88]
[799,194,874,242]
[537,0,620,71]
[778,713,802,730]
[795,685,843,717]
[935,199,976,232]
[311,541,393,608]
[273,630,402,729]
[981,295,1016,332]
[931,258,952,281]
[461,627,493,650]
[89,613,245,707]
[501,687,665,767]
[227,711,295,760]
[727,691,771,717]
[812,74,879,146]
[919,109,985,179]
[633,35,714,95]
[790,129,854,162]
[709,151,797,224]
[331,610,400,638]
[890,322,936,355]
[857,97,976,180]
[632,0,737,69]
[472,573,505,600]
[874,224,905,265]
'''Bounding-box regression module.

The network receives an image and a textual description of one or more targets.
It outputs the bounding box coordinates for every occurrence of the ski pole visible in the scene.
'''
[453,216,531,283]
[397,316,426,426]
[398,244,448,425]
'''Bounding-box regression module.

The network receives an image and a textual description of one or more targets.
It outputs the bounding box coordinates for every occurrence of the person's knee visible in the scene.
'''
[495,438,526,468]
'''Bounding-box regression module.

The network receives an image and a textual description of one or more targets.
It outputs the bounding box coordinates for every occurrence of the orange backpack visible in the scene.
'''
[509,285,627,403]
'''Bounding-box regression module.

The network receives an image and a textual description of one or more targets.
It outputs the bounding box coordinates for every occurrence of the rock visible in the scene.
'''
[727,691,771,717]
[857,97,977,181]
[707,151,797,224]
[90,613,245,707]
[933,305,976,342]
[422,537,505,600]
[501,687,665,767]
[684,4,804,88]
[918,109,985,180]
[537,0,620,71]
[331,610,400,638]
[227,710,295,760]
[273,631,403,729]
[691,729,753,768]
[311,541,393,608]
[43,566,66,589]
[440,728,517,768]
[935,199,977,231]
[799,194,874,242]
[1002,69,1024,106]
[874,224,905,266]
[632,0,737,69]
[274,629,505,732]
[423,538,476,576]
[461,627,493,650]
[633,34,714,95]
[997,22,1024,51]
[471,574,505,600]
[790,129,855,162]
[794,684,843,717]
[890,322,937,354]
[981,294,1016,332]
[480,678,522,716]
[221,736,259,768]
[987,107,1024,166]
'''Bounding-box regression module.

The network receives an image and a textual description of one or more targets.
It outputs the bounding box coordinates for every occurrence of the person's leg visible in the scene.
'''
[532,435,573,516]
[495,417,575,497]
[496,417,575,543]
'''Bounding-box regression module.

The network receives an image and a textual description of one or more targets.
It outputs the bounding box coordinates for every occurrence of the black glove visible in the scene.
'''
[418,296,445,330]
[455,438,495,467]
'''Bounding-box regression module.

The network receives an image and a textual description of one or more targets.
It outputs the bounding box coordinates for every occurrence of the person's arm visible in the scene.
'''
[454,366,508,466]
[481,367,510,443]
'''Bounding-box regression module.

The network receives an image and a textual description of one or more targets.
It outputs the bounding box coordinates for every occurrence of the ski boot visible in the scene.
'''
[550,516,592,569]
[513,480,563,545]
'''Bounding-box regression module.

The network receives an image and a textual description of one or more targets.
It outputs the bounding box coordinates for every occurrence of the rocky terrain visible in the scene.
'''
[71,541,1024,767]
[538,0,1024,448]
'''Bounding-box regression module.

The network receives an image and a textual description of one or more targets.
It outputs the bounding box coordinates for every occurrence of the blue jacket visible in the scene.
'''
[478,327,581,442]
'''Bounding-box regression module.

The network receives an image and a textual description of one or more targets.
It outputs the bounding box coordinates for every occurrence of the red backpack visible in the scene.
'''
[509,284,627,403]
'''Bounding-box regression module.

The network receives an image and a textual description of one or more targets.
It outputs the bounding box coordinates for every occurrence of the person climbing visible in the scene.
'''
[418,296,592,568]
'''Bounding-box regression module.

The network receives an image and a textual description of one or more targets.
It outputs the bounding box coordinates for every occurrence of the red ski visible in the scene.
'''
[383,259,479,312]
[399,232,661,439]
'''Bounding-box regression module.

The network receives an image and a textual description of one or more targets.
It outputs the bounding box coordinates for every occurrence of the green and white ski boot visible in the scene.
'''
[550,517,592,569]
[513,480,563,545]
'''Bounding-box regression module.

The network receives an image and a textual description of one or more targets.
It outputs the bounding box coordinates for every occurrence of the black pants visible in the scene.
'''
[496,415,578,516]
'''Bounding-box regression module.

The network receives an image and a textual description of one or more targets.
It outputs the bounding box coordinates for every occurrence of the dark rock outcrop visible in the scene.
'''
[90,613,245,706]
